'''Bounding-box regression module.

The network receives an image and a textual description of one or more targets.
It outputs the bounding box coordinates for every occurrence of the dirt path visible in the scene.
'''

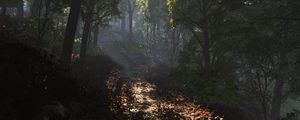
[106,70,223,120]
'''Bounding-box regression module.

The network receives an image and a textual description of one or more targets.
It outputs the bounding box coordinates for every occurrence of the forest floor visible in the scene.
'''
[0,38,224,120]
[105,69,223,120]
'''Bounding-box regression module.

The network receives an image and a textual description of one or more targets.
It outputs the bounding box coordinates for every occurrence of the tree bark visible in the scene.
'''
[80,17,92,63]
[79,0,95,63]
[93,25,99,45]
[17,0,24,18]
[61,0,81,66]
[171,29,176,65]
[127,0,133,41]
[200,1,210,73]
[270,53,287,120]
[270,79,284,120]
[121,16,126,31]
[1,6,6,15]
[30,0,39,17]
[202,21,210,72]
[128,11,133,40]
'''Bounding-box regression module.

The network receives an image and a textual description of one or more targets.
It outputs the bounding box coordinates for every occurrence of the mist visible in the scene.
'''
[0,0,299,120]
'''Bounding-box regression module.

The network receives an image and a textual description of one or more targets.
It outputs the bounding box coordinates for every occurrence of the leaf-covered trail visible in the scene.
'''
[106,69,223,120]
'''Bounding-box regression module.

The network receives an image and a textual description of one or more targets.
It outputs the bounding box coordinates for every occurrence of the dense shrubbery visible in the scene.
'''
[0,39,123,120]
[73,38,102,56]
[0,18,121,119]
[0,40,78,120]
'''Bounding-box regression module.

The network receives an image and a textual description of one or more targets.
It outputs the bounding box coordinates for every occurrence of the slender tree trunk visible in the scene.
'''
[120,16,126,40]
[37,0,51,46]
[202,22,210,72]
[259,83,269,120]
[30,0,39,17]
[171,29,176,65]
[1,6,6,15]
[261,97,268,120]
[17,0,24,18]
[200,4,211,73]
[270,79,284,120]
[61,0,81,66]
[80,0,95,63]
[121,16,126,31]
[150,24,155,56]
[127,0,133,41]
[80,17,92,63]
[93,25,99,44]
[128,11,133,40]
[129,13,133,40]
[75,20,82,36]
[270,53,287,120]
[146,24,150,56]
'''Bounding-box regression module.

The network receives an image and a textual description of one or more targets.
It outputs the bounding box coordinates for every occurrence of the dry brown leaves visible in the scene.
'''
[105,69,223,120]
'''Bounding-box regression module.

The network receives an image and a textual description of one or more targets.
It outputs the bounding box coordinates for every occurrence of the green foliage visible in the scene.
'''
[166,0,176,15]
[232,0,300,118]
[177,38,199,65]
[112,41,141,54]
[0,0,22,7]
[73,37,102,56]
[19,0,70,55]
[134,0,169,49]
[87,44,102,56]
[167,0,245,106]
[281,109,300,120]
[45,27,64,55]
[73,37,82,53]
[174,38,239,105]
[81,0,120,24]
[169,1,300,112]
[173,62,239,105]
[12,14,65,56]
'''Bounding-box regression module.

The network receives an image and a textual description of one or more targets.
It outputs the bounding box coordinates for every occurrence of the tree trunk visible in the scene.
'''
[127,0,133,41]
[37,0,51,46]
[128,11,133,40]
[17,0,24,18]
[93,25,99,45]
[270,53,287,120]
[270,79,284,120]
[171,29,176,65]
[79,0,95,63]
[202,22,210,72]
[1,6,6,15]
[80,17,92,63]
[261,99,268,120]
[121,16,126,31]
[146,24,150,56]
[30,0,39,17]
[61,0,81,66]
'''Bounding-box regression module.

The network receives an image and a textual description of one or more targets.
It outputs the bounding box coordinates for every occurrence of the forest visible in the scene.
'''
[0,0,299,120]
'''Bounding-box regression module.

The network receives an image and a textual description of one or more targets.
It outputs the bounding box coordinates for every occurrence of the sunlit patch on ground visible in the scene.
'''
[106,69,223,120]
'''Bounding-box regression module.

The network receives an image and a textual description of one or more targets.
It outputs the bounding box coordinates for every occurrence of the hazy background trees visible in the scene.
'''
[0,0,299,119]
